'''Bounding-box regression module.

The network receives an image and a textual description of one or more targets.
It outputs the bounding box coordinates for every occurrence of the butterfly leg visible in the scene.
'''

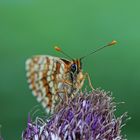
[63,80,72,86]
[56,79,73,86]
[56,89,65,99]
[56,89,69,104]
[84,72,94,91]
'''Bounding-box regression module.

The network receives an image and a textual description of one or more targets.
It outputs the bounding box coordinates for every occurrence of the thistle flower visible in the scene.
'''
[22,89,127,140]
[22,113,61,140]
[0,135,3,140]
[0,125,3,140]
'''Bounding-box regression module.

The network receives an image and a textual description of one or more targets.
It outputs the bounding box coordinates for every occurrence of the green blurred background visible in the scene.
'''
[0,0,140,139]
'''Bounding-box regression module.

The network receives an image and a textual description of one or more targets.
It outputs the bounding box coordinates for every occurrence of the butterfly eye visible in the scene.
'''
[71,64,77,73]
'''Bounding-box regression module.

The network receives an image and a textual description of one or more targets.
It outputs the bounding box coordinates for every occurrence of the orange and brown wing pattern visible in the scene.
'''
[25,55,69,114]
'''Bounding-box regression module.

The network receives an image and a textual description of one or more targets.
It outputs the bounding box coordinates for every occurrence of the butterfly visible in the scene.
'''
[25,40,117,114]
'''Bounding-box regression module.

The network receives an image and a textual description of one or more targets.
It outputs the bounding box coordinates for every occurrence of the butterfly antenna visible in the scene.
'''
[80,40,117,60]
[54,46,73,60]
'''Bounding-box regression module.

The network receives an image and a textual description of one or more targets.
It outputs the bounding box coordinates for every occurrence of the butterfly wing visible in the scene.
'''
[25,55,71,114]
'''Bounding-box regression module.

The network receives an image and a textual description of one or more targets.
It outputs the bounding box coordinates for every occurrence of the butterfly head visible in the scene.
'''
[69,59,84,83]
[70,59,82,74]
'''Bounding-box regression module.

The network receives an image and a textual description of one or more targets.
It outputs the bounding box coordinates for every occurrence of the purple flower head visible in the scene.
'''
[22,89,128,140]
[0,125,3,140]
